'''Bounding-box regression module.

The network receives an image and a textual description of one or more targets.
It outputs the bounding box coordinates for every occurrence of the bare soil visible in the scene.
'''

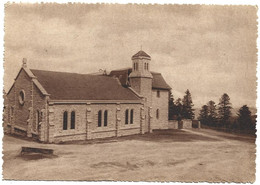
[2,128,256,182]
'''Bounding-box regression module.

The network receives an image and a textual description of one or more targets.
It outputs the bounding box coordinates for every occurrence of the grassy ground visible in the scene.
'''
[2,128,256,182]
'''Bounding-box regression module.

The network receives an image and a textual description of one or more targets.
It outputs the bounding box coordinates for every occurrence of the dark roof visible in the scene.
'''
[108,68,132,87]
[109,68,171,90]
[151,72,172,90]
[132,50,151,59]
[30,69,140,100]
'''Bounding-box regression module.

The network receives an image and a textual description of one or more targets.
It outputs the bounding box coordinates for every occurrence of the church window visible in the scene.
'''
[157,90,160,98]
[9,106,14,123]
[125,109,129,124]
[147,63,149,70]
[98,110,102,127]
[156,109,160,119]
[19,90,25,106]
[144,63,147,70]
[63,111,68,130]
[130,109,134,124]
[71,111,75,129]
[104,110,108,127]
[36,110,40,131]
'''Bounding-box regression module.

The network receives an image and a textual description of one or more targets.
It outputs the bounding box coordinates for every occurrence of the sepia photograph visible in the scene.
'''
[1,2,258,183]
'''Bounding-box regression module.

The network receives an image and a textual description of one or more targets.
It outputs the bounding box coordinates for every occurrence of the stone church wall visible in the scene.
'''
[32,84,46,135]
[151,89,169,129]
[4,69,48,140]
[48,104,87,143]
[10,69,32,129]
[116,104,141,136]
[48,102,142,143]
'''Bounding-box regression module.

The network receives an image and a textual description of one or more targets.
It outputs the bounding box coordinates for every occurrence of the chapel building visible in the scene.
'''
[3,50,171,143]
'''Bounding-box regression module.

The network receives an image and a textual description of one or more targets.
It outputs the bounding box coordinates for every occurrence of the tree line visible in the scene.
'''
[168,91,256,133]
[168,89,195,120]
[198,93,256,132]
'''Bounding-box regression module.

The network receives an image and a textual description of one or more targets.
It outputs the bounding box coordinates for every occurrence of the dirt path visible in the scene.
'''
[182,129,226,140]
[2,128,256,182]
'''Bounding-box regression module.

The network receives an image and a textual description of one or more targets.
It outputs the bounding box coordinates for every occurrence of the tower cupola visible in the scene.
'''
[129,50,153,79]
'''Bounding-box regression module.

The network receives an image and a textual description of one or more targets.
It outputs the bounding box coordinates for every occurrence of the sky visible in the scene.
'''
[4,3,257,108]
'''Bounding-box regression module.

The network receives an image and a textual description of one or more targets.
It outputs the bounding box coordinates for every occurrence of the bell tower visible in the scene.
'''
[129,50,153,133]
[129,50,153,98]
[129,50,153,79]
[129,50,153,96]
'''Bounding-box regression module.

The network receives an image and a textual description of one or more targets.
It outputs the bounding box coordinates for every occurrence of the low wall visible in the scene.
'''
[168,119,193,129]
[168,120,178,129]
[192,120,201,128]
[182,119,192,129]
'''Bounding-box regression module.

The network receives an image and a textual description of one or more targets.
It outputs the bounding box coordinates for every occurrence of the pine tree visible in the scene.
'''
[168,91,175,120]
[218,93,232,127]
[198,105,209,125]
[237,105,253,130]
[174,98,183,121]
[207,100,218,126]
[182,89,195,119]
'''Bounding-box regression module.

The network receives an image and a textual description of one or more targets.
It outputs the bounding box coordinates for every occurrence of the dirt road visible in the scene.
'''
[2,128,256,182]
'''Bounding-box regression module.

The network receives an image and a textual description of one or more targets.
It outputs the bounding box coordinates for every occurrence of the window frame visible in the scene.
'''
[125,109,129,124]
[19,90,25,106]
[71,111,76,129]
[157,90,160,98]
[98,110,102,127]
[104,110,108,127]
[130,109,134,124]
[63,111,68,130]
[156,109,160,119]
[36,110,40,131]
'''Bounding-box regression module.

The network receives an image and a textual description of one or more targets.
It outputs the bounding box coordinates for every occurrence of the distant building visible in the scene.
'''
[3,50,171,143]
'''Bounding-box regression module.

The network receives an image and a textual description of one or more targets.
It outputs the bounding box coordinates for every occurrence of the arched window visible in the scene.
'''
[98,110,102,127]
[19,90,25,106]
[156,109,159,119]
[104,110,108,127]
[125,109,129,124]
[157,90,160,98]
[36,110,40,131]
[63,111,68,130]
[130,109,134,124]
[71,111,75,129]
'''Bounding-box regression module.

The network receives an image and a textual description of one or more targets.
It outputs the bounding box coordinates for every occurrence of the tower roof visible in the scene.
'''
[132,50,151,60]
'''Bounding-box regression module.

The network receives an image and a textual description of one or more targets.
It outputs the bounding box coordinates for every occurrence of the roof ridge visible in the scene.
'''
[132,50,151,59]
[110,67,131,72]
[30,68,101,76]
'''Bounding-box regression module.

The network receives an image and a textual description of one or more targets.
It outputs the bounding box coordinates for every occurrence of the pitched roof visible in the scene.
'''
[151,72,172,90]
[109,68,171,90]
[30,69,140,101]
[108,68,132,87]
[132,50,151,59]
